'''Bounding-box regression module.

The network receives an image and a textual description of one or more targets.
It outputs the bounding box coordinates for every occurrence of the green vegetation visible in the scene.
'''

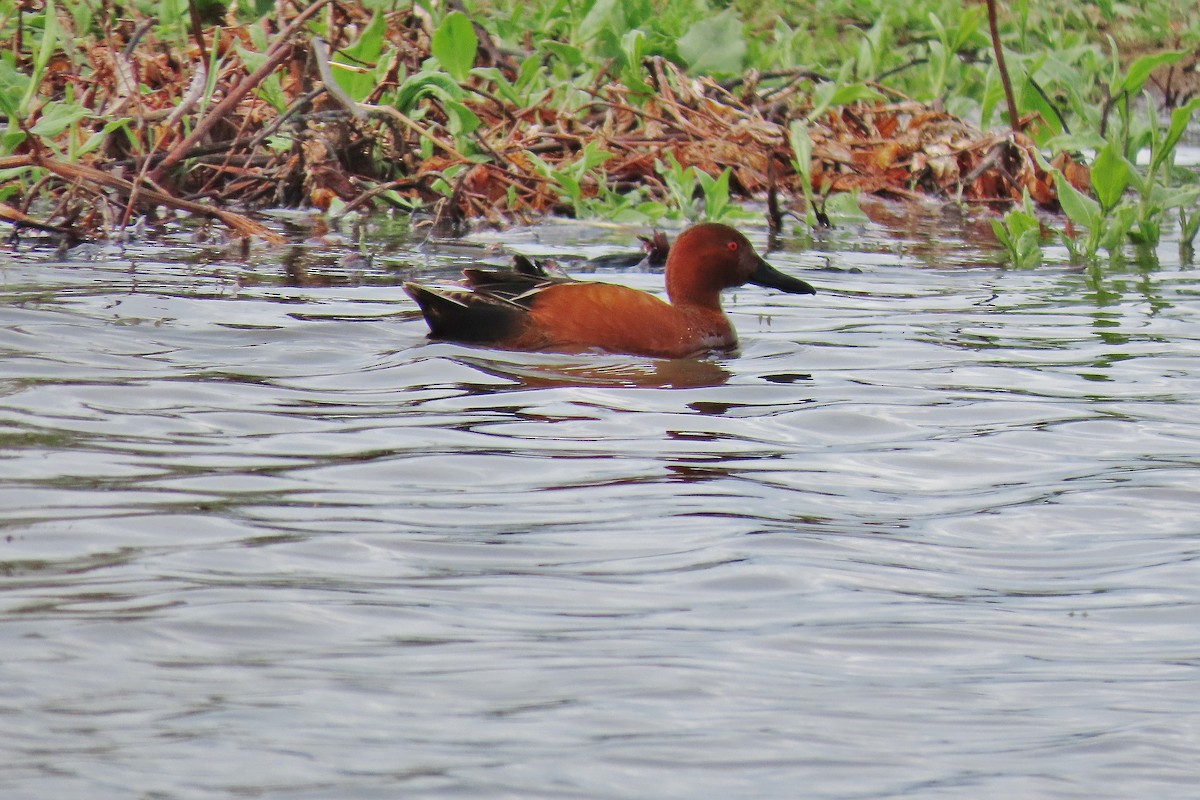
[991,192,1044,270]
[1,0,1198,266]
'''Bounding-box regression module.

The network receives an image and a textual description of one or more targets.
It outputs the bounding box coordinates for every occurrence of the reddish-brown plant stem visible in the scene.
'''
[986,0,1022,133]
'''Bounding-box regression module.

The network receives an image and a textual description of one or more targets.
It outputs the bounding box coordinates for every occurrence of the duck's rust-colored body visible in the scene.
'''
[404,223,816,359]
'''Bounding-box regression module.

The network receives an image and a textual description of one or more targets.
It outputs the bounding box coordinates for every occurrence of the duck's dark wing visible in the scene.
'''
[404,256,575,343]
[403,281,527,343]
[460,257,575,311]
[511,254,555,277]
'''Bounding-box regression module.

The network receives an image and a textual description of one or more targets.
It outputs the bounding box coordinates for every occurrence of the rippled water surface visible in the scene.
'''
[2,209,1198,799]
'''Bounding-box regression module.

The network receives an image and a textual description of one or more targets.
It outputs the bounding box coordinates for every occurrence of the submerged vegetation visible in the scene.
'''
[1,0,1199,264]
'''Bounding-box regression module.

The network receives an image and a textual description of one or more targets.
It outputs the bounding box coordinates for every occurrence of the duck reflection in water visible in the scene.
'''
[454,353,734,390]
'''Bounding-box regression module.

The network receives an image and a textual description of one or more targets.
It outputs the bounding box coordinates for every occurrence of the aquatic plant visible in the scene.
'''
[0,0,1196,255]
[991,192,1044,269]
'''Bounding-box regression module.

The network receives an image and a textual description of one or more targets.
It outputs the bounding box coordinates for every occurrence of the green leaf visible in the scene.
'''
[29,101,89,137]
[431,11,478,83]
[823,191,869,225]
[927,11,948,46]
[578,0,623,44]
[1055,171,1100,227]
[247,18,270,51]
[1103,35,1121,96]
[0,58,31,120]
[257,74,288,112]
[1,129,26,152]
[515,55,543,90]
[442,99,480,136]
[949,5,985,51]
[1157,185,1200,212]
[788,120,813,182]
[238,46,289,111]
[542,42,583,69]
[336,12,387,101]
[472,67,520,104]
[344,11,386,64]
[828,83,884,107]
[576,140,613,172]
[678,8,746,75]
[232,0,275,21]
[1153,96,1200,174]
[1090,142,1130,213]
[1015,230,1043,268]
[619,28,652,92]
[20,0,59,116]
[810,82,835,115]
[1046,131,1107,154]
[1100,205,1136,250]
[1120,50,1185,97]
[1130,218,1159,246]
[855,30,876,77]
[698,168,731,220]
[75,119,128,157]
[991,217,1013,249]
[1017,72,1065,139]
[237,44,267,74]
[35,0,60,76]
[553,171,581,200]
[394,71,463,114]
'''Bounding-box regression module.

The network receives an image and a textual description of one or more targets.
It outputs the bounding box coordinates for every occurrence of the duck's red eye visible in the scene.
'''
[726,241,738,251]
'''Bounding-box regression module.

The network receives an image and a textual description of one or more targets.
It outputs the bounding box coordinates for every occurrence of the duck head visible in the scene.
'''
[665,223,816,309]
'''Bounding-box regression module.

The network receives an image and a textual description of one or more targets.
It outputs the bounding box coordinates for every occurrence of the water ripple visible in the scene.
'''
[2,223,1198,799]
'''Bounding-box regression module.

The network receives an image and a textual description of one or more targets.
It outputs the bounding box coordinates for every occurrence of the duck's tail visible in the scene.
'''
[403,282,527,344]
